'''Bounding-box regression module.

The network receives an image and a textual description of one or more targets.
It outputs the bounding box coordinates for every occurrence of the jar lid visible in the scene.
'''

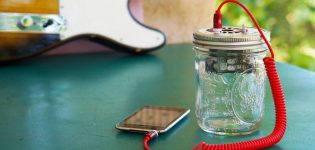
[193,26,270,51]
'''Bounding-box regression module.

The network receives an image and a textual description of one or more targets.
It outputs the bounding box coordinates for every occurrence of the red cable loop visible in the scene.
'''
[143,1,286,150]
[216,0,275,59]
[193,0,287,149]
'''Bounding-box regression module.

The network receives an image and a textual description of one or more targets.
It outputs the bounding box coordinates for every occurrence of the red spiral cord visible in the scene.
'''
[194,0,287,150]
[143,1,287,150]
[194,58,287,150]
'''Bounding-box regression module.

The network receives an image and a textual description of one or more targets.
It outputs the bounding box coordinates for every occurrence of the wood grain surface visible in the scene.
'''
[0,0,59,14]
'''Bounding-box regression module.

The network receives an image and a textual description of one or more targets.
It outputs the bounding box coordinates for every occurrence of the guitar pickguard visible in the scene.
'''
[60,0,166,51]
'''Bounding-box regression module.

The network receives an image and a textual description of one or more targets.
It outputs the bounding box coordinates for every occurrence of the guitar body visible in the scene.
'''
[0,0,166,62]
[0,0,60,62]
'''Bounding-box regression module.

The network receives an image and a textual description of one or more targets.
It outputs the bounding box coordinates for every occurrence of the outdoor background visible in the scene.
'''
[221,0,315,71]
[143,0,315,71]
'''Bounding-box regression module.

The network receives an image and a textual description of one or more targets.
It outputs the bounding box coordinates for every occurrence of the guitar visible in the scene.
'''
[0,0,166,63]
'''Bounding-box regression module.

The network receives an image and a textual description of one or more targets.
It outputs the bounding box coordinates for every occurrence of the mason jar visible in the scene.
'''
[193,26,270,135]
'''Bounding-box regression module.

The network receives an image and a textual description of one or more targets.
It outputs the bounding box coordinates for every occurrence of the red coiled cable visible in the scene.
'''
[194,0,287,150]
[143,1,287,150]
[194,57,287,150]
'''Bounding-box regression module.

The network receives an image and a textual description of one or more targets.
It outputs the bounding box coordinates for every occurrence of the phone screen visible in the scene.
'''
[116,106,190,132]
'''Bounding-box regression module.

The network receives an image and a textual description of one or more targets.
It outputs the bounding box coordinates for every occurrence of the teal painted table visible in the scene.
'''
[1,44,315,150]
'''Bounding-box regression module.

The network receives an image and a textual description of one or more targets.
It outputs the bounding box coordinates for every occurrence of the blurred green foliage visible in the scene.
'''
[218,0,315,70]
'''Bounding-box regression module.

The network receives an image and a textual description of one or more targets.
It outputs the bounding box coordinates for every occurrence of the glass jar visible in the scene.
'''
[193,26,269,135]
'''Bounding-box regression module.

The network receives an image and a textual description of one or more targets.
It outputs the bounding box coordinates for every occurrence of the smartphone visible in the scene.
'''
[116,106,190,133]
